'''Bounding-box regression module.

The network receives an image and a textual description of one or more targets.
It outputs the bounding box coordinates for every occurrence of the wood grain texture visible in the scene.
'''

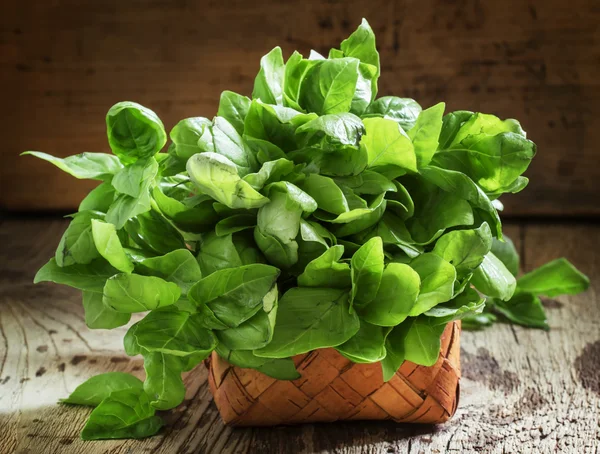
[0,220,598,453]
[1,0,599,215]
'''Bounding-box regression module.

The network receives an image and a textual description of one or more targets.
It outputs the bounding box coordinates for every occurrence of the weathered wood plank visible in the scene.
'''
[0,220,598,454]
[1,0,599,216]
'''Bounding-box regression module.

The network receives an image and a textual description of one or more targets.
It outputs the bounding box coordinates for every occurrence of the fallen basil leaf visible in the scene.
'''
[81,388,163,440]
[493,293,549,330]
[516,258,589,297]
[61,372,143,407]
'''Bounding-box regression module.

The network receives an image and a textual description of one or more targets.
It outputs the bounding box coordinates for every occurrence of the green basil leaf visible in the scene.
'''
[493,293,548,330]
[336,321,388,363]
[61,372,143,407]
[298,245,351,288]
[365,212,422,258]
[134,307,217,357]
[254,229,297,270]
[340,19,380,78]
[253,47,285,105]
[125,210,186,255]
[461,312,497,331]
[255,182,317,268]
[255,287,359,358]
[81,388,163,440]
[402,317,446,367]
[34,258,117,292]
[196,232,259,276]
[424,287,485,325]
[361,117,417,173]
[188,264,279,327]
[327,193,387,238]
[419,166,502,238]
[408,102,445,168]
[169,117,211,160]
[409,253,456,315]
[215,214,257,237]
[380,322,410,381]
[334,171,396,195]
[23,151,122,180]
[55,211,103,267]
[448,112,525,148]
[471,252,517,300]
[157,145,187,177]
[244,101,316,152]
[91,220,134,273]
[438,110,474,150]
[288,145,368,177]
[432,223,492,279]
[403,176,474,244]
[124,323,142,356]
[433,132,536,195]
[106,102,167,165]
[215,285,278,350]
[79,182,116,212]
[516,258,590,297]
[490,235,519,276]
[350,236,384,308]
[105,190,152,230]
[363,97,422,131]
[217,91,251,136]
[296,113,365,149]
[299,58,360,115]
[82,290,131,329]
[137,249,202,295]
[242,158,297,190]
[360,263,420,326]
[152,186,219,234]
[299,173,349,215]
[142,352,186,410]
[216,344,300,380]
[386,181,414,219]
[293,219,333,272]
[212,116,259,176]
[111,158,158,198]
[283,51,317,110]
[187,152,269,209]
[103,274,181,313]
[350,62,378,115]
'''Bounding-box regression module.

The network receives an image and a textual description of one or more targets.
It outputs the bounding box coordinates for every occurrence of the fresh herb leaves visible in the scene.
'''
[27,18,589,440]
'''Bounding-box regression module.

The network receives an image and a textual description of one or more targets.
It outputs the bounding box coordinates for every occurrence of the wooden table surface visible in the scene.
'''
[0,219,598,454]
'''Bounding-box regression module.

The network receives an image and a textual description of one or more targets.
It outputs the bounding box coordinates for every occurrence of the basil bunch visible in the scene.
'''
[26,19,589,440]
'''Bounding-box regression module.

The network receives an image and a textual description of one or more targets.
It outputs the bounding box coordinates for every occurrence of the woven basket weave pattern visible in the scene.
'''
[207,321,461,426]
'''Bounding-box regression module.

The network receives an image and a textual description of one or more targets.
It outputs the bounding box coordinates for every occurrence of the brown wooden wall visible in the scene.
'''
[1,0,598,216]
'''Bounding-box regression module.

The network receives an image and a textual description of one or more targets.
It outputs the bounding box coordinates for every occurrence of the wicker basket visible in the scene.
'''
[206,321,461,426]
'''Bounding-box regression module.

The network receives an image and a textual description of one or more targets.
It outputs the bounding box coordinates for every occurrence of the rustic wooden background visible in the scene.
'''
[1,0,599,216]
